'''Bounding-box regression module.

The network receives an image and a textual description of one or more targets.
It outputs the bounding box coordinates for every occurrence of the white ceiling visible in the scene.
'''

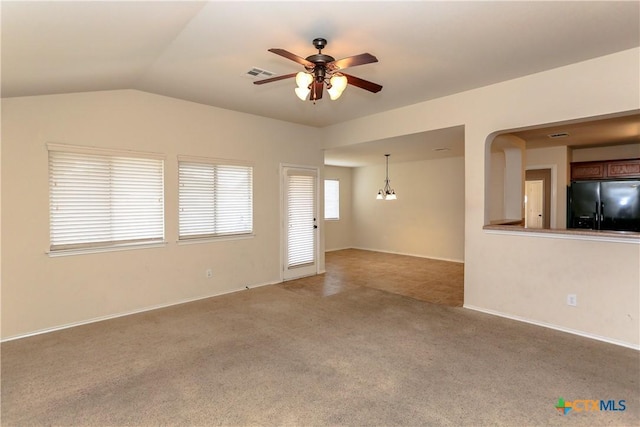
[2,1,639,166]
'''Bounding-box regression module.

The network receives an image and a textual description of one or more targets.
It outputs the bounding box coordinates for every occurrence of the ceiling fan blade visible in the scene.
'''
[268,48,314,68]
[343,73,383,93]
[253,73,297,85]
[329,53,378,70]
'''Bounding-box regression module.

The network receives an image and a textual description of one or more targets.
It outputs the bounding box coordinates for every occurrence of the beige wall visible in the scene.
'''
[352,157,465,262]
[322,48,640,347]
[571,143,640,162]
[1,90,323,339]
[324,166,353,251]
[3,48,639,348]
[526,145,569,229]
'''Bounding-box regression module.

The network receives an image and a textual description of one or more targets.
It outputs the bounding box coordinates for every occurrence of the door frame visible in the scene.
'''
[526,165,556,228]
[280,163,320,281]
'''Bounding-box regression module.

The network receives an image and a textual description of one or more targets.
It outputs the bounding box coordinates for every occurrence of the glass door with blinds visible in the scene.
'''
[282,166,318,280]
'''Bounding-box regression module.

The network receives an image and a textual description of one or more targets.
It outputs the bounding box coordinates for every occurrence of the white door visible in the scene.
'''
[525,180,544,228]
[282,166,318,280]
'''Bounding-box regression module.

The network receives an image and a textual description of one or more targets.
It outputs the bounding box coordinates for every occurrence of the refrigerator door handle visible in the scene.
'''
[595,201,599,228]
[600,202,604,222]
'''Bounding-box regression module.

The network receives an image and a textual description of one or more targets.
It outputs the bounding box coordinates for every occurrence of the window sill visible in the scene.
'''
[483,224,640,244]
[47,241,168,257]
[177,234,255,245]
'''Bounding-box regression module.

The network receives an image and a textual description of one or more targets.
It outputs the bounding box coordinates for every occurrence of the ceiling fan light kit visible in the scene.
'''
[254,38,382,102]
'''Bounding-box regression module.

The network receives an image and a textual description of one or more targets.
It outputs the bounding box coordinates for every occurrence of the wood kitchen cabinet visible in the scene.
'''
[571,158,640,180]
[607,159,640,178]
[571,161,606,180]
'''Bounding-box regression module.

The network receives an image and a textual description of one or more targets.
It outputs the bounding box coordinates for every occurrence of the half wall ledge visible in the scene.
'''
[483,224,640,244]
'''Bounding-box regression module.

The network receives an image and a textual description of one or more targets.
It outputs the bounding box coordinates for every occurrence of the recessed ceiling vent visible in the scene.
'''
[548,132,570,139]
[244,67,275,79]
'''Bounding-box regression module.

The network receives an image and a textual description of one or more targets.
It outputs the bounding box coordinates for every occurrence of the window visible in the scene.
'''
[324,179,340,220]
[178,158,253,240]
[48,144,165,253]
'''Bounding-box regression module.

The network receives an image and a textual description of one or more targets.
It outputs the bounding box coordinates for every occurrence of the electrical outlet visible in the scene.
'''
[567,294,577,307]
[206,269,213,279]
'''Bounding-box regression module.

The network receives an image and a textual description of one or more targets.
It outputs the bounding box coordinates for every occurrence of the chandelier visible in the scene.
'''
[376,154,397,200]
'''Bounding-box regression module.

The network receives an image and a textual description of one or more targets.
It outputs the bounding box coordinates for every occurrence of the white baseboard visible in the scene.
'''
[325,247,352,253]
[464,304,639,351]
[1,280,281,343]
[351,246,464,263]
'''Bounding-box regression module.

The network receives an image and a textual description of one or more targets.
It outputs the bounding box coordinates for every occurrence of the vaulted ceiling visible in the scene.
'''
[2,1,639,165]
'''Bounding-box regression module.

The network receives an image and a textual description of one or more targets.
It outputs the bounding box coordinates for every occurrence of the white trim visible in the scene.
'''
[1,280,280,343]
[177,154,254,168]
[325,247,353,253]
[47,241,168,257]
[484,228,640,244]
[177,234,255,245]
[351,246,464,263]
[464,304,639,351]
[47,142,165,160]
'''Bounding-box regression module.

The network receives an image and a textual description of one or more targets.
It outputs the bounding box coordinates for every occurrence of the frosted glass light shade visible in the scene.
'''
[330,74,348,91]
[328,86,343,100]
[295,87,310,101]
[295,71,313,88]
[328,74,348,100]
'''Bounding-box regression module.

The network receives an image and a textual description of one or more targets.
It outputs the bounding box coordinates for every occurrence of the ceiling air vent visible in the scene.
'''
[244,67,275,79]
[548,132,569,139]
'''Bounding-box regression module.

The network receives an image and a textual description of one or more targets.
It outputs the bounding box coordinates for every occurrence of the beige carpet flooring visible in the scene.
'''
[1,251,638,426]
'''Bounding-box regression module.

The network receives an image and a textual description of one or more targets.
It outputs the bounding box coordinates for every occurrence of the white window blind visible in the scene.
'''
[179,160,253,239]
[48,147,165,252]
[324,179,340,220]
[287,174,316,268]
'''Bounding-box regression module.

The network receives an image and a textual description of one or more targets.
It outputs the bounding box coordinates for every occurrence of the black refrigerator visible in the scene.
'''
[568,180,640,232]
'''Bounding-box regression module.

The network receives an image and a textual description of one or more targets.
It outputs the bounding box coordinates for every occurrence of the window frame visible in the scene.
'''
[324,178,340,221]
[47,143,166,256]
[178,156,254,242]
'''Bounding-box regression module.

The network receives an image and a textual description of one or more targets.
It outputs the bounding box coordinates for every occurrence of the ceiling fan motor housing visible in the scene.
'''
[307,38,336,82]
[312,38,328,51]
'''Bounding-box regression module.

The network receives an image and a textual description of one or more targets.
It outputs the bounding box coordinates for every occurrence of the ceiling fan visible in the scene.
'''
[254,38,382,101]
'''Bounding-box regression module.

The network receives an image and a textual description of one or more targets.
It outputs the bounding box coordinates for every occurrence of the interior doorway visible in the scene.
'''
[525,180,544,228]
[525,169,551,229]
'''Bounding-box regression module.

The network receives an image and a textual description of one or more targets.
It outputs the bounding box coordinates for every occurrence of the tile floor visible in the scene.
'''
[280,248,464,306]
